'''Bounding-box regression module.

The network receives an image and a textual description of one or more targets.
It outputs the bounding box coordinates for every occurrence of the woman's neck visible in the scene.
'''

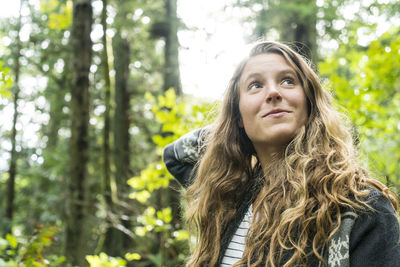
[256,147,285,171]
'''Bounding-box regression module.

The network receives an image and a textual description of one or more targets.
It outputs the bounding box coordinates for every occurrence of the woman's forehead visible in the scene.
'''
[239,54,297,83]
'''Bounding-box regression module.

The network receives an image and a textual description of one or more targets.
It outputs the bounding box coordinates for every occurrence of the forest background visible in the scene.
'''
[0,0,400,266]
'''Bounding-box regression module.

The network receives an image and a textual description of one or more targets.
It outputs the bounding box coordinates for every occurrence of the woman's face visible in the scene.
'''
[238,53,308,155]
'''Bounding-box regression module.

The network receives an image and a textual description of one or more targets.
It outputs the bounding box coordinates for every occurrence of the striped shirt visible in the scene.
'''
[221,204,252,267]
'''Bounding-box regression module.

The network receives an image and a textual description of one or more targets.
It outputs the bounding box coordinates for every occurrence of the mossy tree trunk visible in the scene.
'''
[162,0,183,262]
[65,0,93,265]
[163,0,182,95]
[97,0,115,253]
[103,30,132,256]
[250,0,318,61]
[279,0,318,61]
[6,0,23,234]
[101,0,112,214]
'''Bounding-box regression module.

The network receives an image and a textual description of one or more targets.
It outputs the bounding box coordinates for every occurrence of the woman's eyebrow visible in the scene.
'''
[242,69,296,84]
[242,73,263,85]
[278,69,297,76]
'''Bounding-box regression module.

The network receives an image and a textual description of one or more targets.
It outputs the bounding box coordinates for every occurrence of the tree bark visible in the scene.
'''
[96,0,115,253]
[103,30,132,256]
[281,0,318,62]
[65,0,93,265]
[6,0,23,234]
[46,74,69,149]
[163,0,182,95]
[100,0,123,255]
[252,0,318,62]
[101,0,112,210]
[162,0,183,262]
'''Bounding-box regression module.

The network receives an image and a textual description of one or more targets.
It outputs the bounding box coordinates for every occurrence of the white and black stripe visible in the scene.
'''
[221,205,252,266]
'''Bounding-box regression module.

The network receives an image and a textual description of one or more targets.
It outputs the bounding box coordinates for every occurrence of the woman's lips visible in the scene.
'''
[266,111,289,118]
[263,109,291,118]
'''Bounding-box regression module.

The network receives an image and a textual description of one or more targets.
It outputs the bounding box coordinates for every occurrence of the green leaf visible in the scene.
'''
[86,252,127,267]
[0,61,12,98]
[173,230,189,241]
[6,234,18,249]
[125,252,141,261]
[156,208,172,223]
[129,190,151,204]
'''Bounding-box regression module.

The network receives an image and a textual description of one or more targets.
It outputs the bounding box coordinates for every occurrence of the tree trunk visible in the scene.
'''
[251,0,318,61]
[96,0,115,253]
[163,0,182,95]
[162,0,183,262]
[65,0,93,265]
[103,31,132,256]
[46,77,68,148]
[101,0,112,211]
[281,0,318,62]
[46,76,69,149]
[5,0,23,234]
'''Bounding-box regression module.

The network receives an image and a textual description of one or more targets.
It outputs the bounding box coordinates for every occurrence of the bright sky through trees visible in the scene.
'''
[3,0,399,100]
[0,0,251,100]
[178,0,250,99]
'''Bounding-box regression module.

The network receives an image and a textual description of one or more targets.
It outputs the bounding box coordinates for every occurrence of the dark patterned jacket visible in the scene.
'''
[163,129,400,267]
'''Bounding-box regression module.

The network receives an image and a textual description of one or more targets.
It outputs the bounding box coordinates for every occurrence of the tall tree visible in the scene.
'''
[103,10,132,257]
[278,0,317,61]
[102,0,168,257]
[147,0,185,254]
[239,0,318,60]
[99,0,114,252]
[162,0,183,261]
[5,0,24,234]
[237,0,366,61]
[163,0,181,94]
[65,0,93,265]
[146,0,185,258]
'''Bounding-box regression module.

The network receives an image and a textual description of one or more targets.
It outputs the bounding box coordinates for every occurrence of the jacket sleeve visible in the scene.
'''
[163,128,206,188]
[349,192,400,266]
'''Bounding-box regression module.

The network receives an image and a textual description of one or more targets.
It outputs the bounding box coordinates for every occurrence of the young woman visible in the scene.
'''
[163,41,400,267]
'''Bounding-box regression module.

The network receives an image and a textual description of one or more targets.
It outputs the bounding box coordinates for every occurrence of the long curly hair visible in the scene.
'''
[184,41,398,267]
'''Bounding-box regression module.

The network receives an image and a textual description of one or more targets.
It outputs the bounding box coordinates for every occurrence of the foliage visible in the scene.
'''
[319,27,400,190]
[0,225,65,267]
[127,88,214,265]
[0,61,12,98]
[86,252,141,267]
[40,0,72,30]
[86,253,127,267]
[128,89,214,203]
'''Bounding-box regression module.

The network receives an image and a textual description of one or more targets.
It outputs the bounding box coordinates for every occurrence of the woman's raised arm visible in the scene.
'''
[163,128,207,188]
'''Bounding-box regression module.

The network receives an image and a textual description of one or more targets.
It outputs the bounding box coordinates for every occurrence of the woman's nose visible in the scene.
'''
[265,86,282,102]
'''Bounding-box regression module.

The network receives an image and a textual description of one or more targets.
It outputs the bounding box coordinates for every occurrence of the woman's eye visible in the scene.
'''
[282,78,295,86]
[249,82,262,90]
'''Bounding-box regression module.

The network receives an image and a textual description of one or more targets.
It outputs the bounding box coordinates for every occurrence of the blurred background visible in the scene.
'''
[0,0,399,266]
